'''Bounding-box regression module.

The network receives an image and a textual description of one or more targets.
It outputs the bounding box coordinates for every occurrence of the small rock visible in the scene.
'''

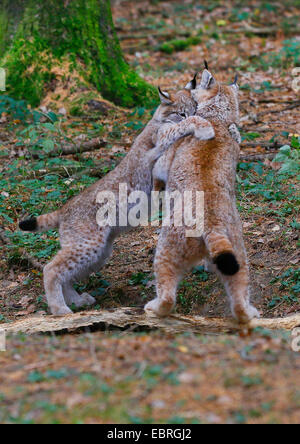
[151,400,166,410]
[178,372,195,383]
[58,107,67,116]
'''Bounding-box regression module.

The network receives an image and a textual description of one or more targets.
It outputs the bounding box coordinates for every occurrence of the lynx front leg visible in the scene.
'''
[44,238,111,315]
[148,116,215,163]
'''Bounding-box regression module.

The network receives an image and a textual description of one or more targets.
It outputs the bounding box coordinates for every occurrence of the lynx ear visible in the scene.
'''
[185,72,198,91]
[158,87,173,105]
[199,69,216,90]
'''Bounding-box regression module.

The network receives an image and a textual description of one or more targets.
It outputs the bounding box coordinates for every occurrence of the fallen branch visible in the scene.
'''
[41,137,107,158]
[241,126,294,133]
[258,102,300,118]
[1,307,299,335]
[241,141,281,149]
[118,26,300,43]
[1,138,107,160]
[248,102,300,124]
[240,153,277,162]
[0,229,44,272]
[225,25,300,36]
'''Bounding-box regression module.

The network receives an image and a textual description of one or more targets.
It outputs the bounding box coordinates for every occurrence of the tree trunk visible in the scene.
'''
[1,0,156,108]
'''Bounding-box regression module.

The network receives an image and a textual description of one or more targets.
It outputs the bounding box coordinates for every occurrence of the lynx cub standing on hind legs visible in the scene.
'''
[146,69,260,324]
[19,79,216,316]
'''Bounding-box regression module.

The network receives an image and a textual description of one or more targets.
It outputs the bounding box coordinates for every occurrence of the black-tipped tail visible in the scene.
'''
[19,217,37,232]
[214,252,240,276]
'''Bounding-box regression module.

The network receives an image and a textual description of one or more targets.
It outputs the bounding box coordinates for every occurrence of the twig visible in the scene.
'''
[0,229,44,272]
[224,25,300,36]
[241,140,282,149]
[240,153,277,162]
[241,126,294,133]
[258,102,300,118]
[256,99,300,105]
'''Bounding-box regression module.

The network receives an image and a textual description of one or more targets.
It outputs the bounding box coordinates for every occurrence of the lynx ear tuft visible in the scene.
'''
[199,69,216,90]
[158,87,173,105]
[185,72,198,91]
[204,60,209,70]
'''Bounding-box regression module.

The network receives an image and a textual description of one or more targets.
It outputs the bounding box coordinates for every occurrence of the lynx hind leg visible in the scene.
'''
[217,245,259,323]
[43,250,74,316]
[204,258,216,273]
[44,235,113,315]
[145,230,188,317]
[220,268,260,323]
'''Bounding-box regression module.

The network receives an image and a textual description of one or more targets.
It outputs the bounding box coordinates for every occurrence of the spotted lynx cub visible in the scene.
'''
[19,80,215,316]
[145,69,260,324]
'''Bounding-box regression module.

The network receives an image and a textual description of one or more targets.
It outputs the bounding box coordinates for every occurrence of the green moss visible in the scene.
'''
[1,0,156,108]
[159,36,202,54]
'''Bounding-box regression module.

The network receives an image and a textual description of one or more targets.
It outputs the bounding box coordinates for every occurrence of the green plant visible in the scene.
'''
[273,139,300,176]
[159,36,201,54]
[17,113,72,157]
[269,268,300,309]
[128,272,150,286]
[0,95,31,121]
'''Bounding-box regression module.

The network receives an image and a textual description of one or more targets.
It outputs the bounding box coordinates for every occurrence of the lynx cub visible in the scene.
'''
[145,69,260,324]
[19,80,215,316]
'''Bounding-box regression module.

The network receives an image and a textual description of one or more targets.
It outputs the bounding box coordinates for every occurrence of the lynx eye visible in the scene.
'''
[180,113,186,118]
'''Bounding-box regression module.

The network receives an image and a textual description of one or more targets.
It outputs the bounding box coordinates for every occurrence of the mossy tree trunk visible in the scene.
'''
[1,0,156,108]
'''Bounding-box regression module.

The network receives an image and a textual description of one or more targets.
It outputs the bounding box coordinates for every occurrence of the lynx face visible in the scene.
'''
[192,70,240,125]
[154,88,197,124]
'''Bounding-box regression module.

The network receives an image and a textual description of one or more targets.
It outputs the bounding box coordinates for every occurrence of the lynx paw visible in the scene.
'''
[72,293,96,308]
[194,124,215,141]
[229,124,242,144]
[233,303,260,324]
[145,298,175,317]
[51,306,73,316]
[81,293,96,307]
[246,305,260,320]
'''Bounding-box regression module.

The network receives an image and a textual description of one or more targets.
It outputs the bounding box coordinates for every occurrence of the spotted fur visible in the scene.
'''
[145,70,260,324]
[19,87,213,316]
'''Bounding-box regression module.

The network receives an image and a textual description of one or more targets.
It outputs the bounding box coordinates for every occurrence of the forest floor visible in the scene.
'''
[0,0,299,424]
